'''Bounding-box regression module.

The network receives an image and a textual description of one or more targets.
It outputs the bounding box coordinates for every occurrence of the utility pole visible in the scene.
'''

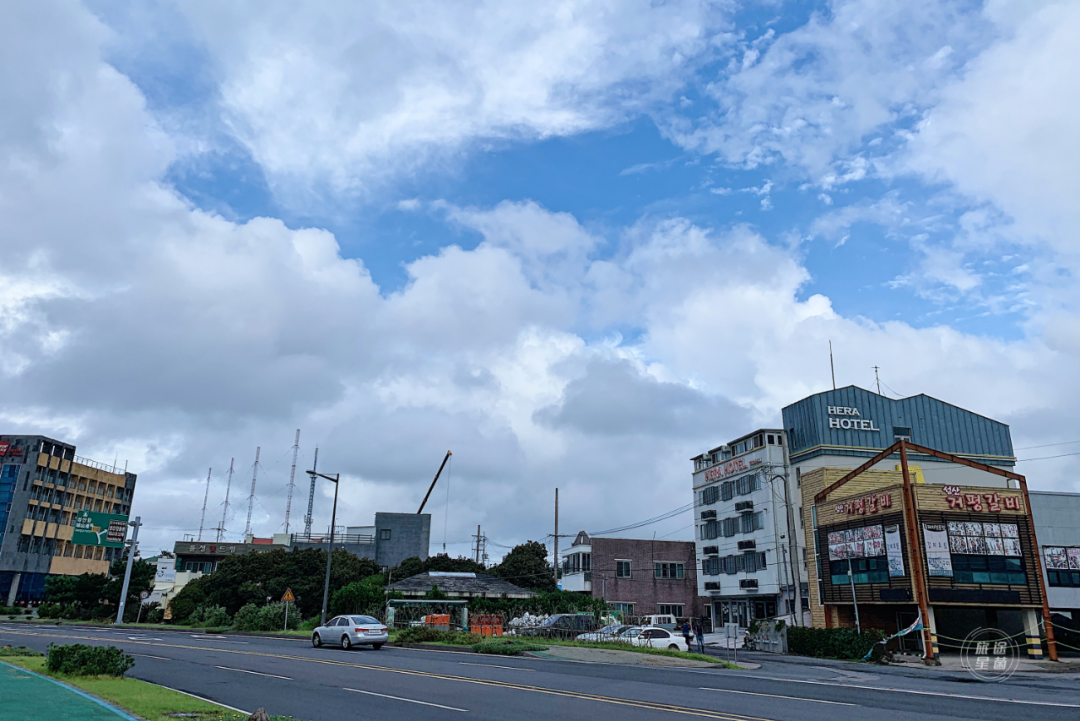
[197,468,211,542]
[554,488,559,586]
[306,469,340,626]
[244,447,261,539]
[216,458,234,542]
[873,366,882,395]
[284,429,300,534]
[474,525,481,564]
[829,341,836,390]
[114,517,142,625]
[303,447,319,536]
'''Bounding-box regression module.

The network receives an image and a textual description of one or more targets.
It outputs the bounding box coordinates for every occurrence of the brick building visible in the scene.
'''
[560,531,702,621]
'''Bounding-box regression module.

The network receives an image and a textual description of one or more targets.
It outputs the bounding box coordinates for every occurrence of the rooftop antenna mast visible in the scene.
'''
[215,458,234,542]
[244,447,261,539]
[197,468,211,541]
[303,447,318,536]
[284,429,300,534]
[829,341,837,390]
[873,366,882,395]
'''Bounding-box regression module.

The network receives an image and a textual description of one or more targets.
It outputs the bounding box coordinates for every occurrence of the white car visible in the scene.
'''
[629,626,689,652]
[312,615,388,650]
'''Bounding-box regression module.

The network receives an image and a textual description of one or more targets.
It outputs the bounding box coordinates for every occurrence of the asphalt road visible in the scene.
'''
[2,624,1077,721]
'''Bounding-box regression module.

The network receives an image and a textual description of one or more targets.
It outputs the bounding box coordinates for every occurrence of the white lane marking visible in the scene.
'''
[460,662,533,672]
[127,636,163,641]
[130,653,170,660]
[149,682,250,716]
[730,673,1080,708]
[214,665,292,680]
[699,687,857,706]
[343,687,468,712]
[190,635,247,643]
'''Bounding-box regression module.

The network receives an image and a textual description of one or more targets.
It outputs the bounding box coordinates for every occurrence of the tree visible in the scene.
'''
[491,541,556,592]
[385,553,484,583]
[331,574,391,617]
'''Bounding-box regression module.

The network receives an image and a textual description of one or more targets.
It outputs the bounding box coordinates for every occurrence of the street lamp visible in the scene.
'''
[306,470,340,626]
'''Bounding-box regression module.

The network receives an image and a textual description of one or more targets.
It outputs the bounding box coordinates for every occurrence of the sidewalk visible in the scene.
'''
[0,661,137,721]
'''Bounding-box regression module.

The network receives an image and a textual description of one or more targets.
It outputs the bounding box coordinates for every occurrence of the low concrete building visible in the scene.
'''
[1029,490,1080,643]
[290,512,430,568]
[389,571,535,600]
[561,532,701,621]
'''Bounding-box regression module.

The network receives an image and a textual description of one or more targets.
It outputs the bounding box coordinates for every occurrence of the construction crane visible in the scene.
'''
[417,450,452,514]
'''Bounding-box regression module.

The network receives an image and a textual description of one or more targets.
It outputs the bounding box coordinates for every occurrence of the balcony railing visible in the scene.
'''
[290,532,375,545]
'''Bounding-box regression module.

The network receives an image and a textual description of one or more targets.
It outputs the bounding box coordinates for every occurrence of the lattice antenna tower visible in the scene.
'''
[197,468,211,541]
[283,429,300,533]
[215,458,234,542]
[303,447,318,536]
[244,447,261,539]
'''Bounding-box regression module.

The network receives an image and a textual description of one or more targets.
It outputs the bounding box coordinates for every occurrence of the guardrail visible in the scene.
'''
[73,456,124,475]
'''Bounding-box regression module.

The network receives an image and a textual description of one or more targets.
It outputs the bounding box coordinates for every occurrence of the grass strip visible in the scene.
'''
[473,639,549,655]
[3,656,301,720]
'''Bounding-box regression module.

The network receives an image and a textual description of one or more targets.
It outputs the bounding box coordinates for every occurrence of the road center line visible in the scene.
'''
[0,627,775,721]
[215,665,292,680]
[460,662,533,672]
[344,687,468,712]
[130,653,170,660]
[729,673,1080,708]
[699,688,857,706]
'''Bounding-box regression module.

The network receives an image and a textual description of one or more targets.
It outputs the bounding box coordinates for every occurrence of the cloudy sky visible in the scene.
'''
[2,0,1077,560]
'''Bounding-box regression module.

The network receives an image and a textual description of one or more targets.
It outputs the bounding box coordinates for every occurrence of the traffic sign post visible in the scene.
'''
[135,590,150,625]
[282,588,295,631]
[115,517,142,625]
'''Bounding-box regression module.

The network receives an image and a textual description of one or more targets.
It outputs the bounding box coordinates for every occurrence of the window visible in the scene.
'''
[703,486,719,505]
[610,602,635,615]
[654,562,685,579]
[722,517,736,537]
[1048,570,1080,587]
[658,604,684,617]
[951,555,1025,585]
[704,520,718,540]
[757,552,767,570]
[702,557,720,575]
[722,555,737,574]
[616,560,631,578]
[735,474,760,495]
[830,556,889,585]
[379,529,392,541]
[721,481,734,501]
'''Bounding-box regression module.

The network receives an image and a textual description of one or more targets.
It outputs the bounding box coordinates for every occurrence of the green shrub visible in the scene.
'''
[145,607,164,624]
[394,627,481,645]
[0,605,16,615]
[46,644,134,676]
[787,627,886,660]
[473,639,547,655]
[299,616,320,631]
[190,605,231,628]
[256,602,298,631]
[37,603,62,619]
[232,603,261,631]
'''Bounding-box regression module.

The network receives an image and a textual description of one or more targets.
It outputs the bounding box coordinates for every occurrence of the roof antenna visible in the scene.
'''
[829,341,837,390]
[873,366,882,395]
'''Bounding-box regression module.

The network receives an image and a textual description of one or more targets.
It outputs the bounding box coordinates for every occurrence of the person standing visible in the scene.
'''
[693,618,706,654]
[681,620,693,650]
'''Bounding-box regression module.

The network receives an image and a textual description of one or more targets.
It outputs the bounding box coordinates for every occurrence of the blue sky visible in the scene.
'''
[2,0,1076,555]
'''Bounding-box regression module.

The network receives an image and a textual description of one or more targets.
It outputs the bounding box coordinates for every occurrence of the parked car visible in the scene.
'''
[575,624,631,642]
[312,615,388,650]
[638,614,677,631]
[520,613,599,638]
[629,626,689,651]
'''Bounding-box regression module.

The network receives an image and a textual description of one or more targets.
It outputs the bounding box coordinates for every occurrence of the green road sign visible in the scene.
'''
[72,510,129,548]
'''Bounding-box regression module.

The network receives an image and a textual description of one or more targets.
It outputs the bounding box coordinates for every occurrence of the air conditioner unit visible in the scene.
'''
[739,579,759,590]
[703,546,718,556]
[734,500,754,512]
[737,540,756,551]
[700,510,717,520]
[704,582,720,591]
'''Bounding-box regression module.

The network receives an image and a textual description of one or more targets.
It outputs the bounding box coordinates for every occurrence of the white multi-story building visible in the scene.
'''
[692,429,805,628]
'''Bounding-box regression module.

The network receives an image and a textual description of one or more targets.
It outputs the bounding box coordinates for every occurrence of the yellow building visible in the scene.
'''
[1,435,137,604]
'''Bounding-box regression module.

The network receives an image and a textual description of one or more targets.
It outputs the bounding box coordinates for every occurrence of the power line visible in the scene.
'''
[1014,440,1080,451]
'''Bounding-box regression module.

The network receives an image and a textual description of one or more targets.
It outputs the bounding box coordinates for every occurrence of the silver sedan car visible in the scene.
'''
[312,615,388,650]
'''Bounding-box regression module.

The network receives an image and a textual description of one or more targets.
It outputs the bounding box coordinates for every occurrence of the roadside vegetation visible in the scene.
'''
[1,645,302,721]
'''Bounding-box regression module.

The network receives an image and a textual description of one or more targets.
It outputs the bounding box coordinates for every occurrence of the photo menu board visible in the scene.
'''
[827,524,884,561]
[1044,547,1080,570]
[946,521,1021,557]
